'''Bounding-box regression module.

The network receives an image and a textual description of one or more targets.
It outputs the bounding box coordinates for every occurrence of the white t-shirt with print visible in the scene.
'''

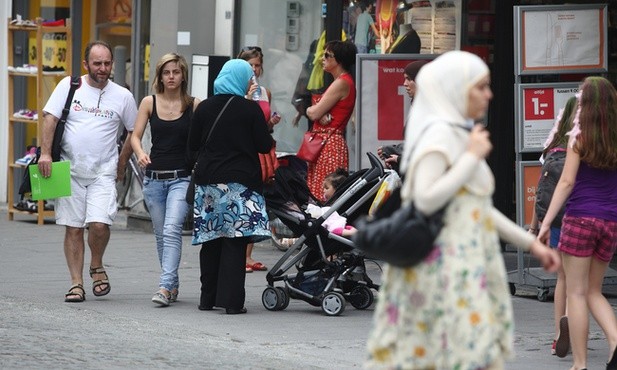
[43,75,137,179]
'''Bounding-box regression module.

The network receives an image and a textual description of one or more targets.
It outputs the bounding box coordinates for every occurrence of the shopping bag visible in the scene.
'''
[259,141,279,183]
[368,171,401,216]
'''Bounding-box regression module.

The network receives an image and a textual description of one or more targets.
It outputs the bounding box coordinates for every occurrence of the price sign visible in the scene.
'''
[29,33,68,70]
[524,89,554,121]
[517,83,579,152]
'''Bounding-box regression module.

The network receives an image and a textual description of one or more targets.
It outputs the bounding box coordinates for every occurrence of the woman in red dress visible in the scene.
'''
[306,40,357,199]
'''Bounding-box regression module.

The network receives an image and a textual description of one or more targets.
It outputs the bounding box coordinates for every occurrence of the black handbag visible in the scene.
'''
[186,96,234,204]
[353,188,445,268]
[18,76,81,196]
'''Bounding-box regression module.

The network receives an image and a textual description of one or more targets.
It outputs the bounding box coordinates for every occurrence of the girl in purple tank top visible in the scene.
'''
[538,76,617,370]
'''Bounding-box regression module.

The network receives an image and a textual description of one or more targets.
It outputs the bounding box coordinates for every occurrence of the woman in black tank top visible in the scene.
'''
[130,53,200,307]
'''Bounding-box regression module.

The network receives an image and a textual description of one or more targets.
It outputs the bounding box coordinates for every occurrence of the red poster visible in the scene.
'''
[377,60,413,140]
[523,165,542,226]
[523,88,555,121]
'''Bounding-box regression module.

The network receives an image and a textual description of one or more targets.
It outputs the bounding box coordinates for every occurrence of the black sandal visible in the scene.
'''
[64,284,86,302]
[89,266,111,296]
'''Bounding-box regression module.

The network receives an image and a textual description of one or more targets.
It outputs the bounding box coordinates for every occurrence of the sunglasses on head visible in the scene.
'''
[241,46,262,53]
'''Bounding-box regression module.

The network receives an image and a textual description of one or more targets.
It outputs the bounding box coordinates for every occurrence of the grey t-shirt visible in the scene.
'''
[354,12,374,47]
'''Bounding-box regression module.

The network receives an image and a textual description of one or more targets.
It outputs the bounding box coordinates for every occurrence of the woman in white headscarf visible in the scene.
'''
[365,51,560,369]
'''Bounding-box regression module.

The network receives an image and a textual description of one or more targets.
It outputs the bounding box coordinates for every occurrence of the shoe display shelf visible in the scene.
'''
[7,17,72,224]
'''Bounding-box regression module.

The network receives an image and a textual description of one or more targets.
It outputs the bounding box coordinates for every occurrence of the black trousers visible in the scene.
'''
[199,237,248,310]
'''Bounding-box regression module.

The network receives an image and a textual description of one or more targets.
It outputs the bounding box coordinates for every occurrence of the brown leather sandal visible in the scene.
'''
[64,284,86,302]
[89,266,111,297]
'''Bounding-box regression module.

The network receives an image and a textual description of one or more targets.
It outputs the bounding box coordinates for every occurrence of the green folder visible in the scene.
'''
[29,161,72,200]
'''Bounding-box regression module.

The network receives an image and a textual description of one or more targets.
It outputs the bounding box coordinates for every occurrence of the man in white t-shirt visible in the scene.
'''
[38,41,138,303]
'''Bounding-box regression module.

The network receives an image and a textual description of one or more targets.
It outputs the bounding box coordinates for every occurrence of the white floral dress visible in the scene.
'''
[365,188,514,370]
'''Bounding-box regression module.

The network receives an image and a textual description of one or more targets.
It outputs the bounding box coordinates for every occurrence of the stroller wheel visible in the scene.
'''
[321,292,346,316]
[348,285,374,310]
[262,287,284,311]
[276,287,290,310]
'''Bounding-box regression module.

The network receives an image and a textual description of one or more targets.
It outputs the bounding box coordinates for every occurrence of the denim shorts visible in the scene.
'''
[549,227,561,248]
[558,215,617,262]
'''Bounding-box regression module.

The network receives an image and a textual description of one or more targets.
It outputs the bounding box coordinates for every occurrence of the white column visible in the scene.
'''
[0,3,13,204]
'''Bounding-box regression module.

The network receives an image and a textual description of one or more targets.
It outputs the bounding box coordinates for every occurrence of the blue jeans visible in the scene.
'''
[143,176,190,292]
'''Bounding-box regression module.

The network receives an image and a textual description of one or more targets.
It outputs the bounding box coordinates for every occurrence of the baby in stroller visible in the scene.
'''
[306,168,357,238]
[262,152,390,316]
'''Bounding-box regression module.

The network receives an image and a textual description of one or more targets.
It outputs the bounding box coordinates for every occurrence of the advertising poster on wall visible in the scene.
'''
[517,161,542,227]
[516,82,579,153]
[355,54,435,169]
[515,4,608,74]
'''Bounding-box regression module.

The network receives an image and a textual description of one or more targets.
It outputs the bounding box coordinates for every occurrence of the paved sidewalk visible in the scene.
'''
[1,207,616,369]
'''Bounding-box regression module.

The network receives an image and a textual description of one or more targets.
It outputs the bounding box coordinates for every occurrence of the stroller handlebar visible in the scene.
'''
[363,152,385,183]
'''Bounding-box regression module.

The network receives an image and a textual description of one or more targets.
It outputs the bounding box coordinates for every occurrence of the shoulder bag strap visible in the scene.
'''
[204,96,234,146]
[310,126,336,144]
[60,76,82,122]
[193,96,235,168]
[50,76,82,162]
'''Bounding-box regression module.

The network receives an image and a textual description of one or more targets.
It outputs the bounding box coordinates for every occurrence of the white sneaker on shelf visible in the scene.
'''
[13,109,37,120]
[15,64,37,74]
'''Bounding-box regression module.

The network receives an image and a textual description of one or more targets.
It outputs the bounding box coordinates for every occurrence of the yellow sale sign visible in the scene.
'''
[29,33,68,69]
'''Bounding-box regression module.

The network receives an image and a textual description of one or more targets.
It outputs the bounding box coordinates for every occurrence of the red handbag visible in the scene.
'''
[296,130,334,163]
[259,141,278,183]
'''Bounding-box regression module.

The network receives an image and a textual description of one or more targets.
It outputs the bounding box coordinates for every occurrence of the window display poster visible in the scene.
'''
[520,6,606,72]
[376,60,414,140]
[520,84,578,152]
[357,56,434,168]
[519,162,542,227]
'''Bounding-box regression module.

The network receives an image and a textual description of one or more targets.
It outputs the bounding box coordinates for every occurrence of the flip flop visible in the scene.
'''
[245,264,253,273]
[249,262,268,271]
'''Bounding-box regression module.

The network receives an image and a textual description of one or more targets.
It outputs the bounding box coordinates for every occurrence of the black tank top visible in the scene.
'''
[148,95,192,171]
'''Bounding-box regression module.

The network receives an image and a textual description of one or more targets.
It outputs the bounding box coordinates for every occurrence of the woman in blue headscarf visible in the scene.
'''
[188,59,274,314]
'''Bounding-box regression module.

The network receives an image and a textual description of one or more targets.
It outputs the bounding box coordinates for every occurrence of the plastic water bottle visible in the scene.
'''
[251,76,261,101]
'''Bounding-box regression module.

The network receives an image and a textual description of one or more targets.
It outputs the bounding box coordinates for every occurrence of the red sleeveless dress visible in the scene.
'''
[306,73,356,199]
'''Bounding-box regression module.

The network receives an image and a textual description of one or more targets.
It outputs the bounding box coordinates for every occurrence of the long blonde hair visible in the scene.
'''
[152,53,193,110]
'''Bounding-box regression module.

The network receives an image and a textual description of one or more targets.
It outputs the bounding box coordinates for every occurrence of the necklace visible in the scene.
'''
[162,98,180,116]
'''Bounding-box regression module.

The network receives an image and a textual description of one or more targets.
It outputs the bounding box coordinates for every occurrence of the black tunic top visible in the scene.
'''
[188,94,273,192]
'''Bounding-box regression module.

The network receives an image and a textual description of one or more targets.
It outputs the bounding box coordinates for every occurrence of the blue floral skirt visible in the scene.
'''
[191,182,271,245]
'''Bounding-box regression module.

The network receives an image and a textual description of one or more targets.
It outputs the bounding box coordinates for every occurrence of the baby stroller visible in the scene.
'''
[262,152,389,316]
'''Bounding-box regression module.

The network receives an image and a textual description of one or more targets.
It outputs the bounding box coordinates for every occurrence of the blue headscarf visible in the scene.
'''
[213,59,253,96]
